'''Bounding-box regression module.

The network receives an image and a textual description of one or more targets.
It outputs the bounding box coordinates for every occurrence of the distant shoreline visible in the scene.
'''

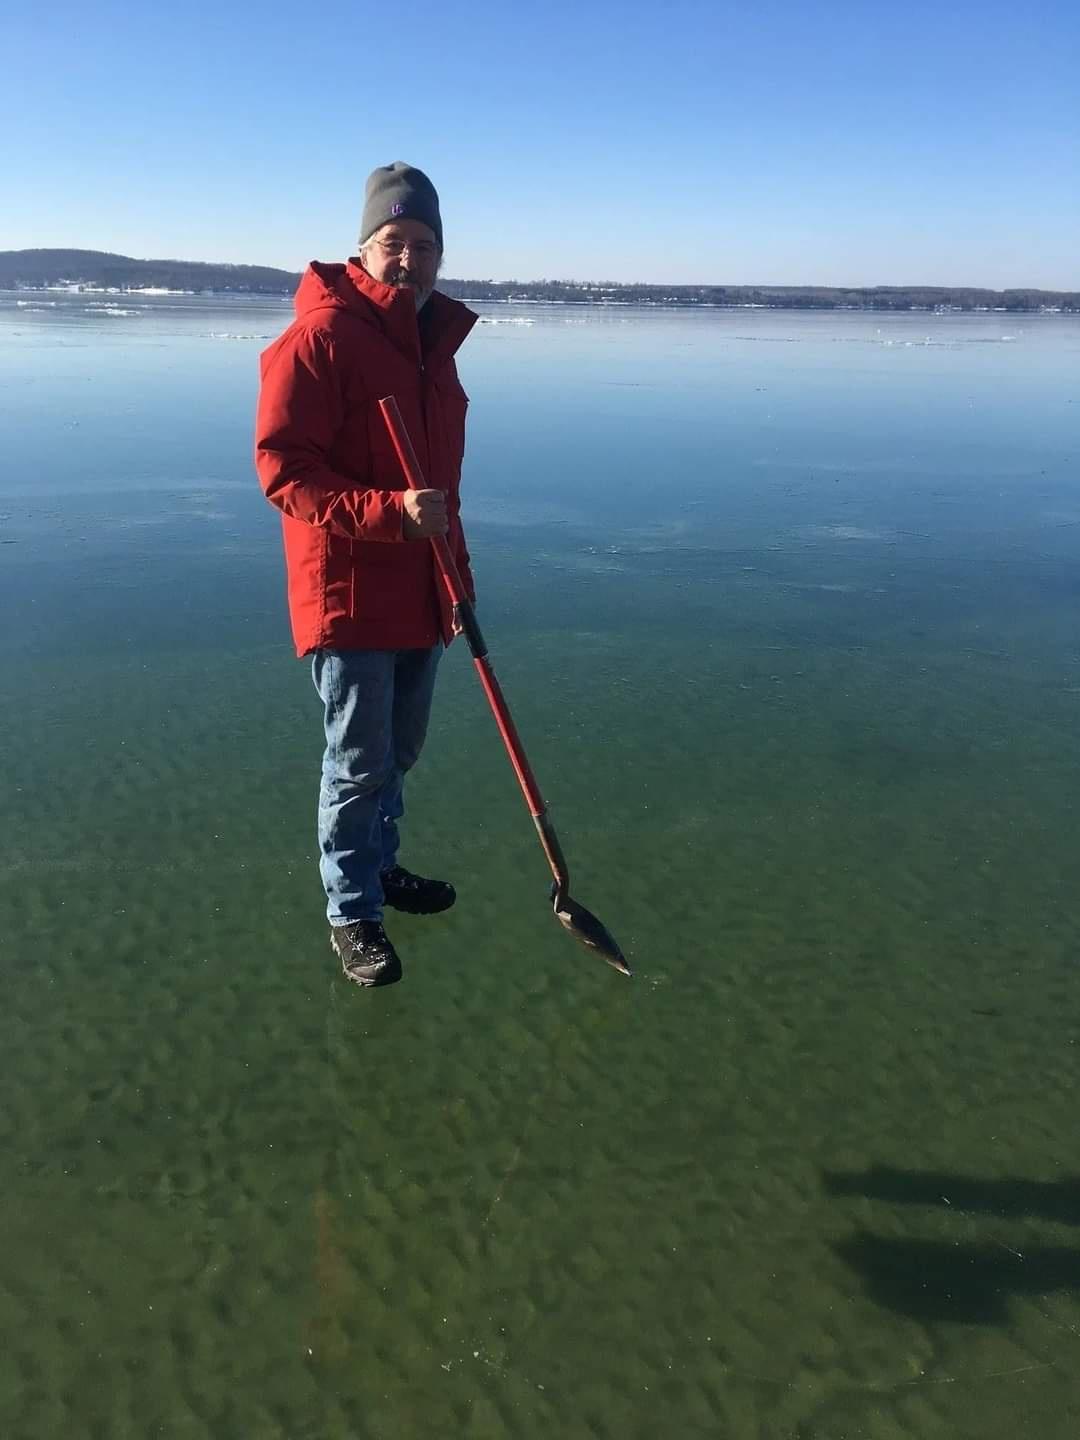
[5,285,1076,317]
[1,250,1076,314]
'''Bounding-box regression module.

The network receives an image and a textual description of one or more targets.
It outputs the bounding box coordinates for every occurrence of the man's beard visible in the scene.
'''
[393,278,432,310]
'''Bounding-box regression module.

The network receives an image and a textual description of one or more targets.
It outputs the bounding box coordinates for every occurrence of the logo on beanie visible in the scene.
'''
[391,203,405,217]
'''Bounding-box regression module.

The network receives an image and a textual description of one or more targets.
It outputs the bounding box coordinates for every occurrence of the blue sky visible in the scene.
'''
[4,0,1077,287]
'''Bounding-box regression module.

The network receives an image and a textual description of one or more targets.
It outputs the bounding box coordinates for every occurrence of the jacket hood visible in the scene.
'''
[293,260,380,320]
[292,260,476,368]
[293,259,442,322]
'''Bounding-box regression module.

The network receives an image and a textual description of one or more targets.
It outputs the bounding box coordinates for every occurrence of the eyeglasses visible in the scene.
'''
[370,238,439,260]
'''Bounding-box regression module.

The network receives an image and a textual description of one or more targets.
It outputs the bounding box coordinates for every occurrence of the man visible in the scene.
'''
[255,162,477,988]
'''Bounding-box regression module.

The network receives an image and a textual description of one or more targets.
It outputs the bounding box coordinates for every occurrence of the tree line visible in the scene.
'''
[2,250,1075,312]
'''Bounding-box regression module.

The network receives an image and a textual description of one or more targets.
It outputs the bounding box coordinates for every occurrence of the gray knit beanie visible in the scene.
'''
[359,162,443,250]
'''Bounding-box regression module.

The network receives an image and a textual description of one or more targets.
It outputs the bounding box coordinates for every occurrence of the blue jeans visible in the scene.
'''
[311,646,442,925]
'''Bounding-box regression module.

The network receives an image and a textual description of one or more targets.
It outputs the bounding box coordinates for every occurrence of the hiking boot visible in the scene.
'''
[380,864,456,916]
[330,921,402,987]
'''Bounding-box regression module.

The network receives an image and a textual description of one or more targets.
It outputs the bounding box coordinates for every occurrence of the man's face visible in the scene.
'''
[361,219,441,308]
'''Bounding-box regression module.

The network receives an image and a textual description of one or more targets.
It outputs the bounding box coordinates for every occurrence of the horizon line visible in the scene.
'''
[0,249,1076,296]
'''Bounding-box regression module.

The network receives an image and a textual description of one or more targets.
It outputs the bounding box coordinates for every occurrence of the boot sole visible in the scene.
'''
[382,892,456,916]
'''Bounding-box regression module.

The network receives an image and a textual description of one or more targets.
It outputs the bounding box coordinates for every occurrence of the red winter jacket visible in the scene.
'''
[255,260,477,655]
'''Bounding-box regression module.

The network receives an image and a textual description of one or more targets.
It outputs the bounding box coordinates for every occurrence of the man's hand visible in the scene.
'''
[402,488,448,539]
